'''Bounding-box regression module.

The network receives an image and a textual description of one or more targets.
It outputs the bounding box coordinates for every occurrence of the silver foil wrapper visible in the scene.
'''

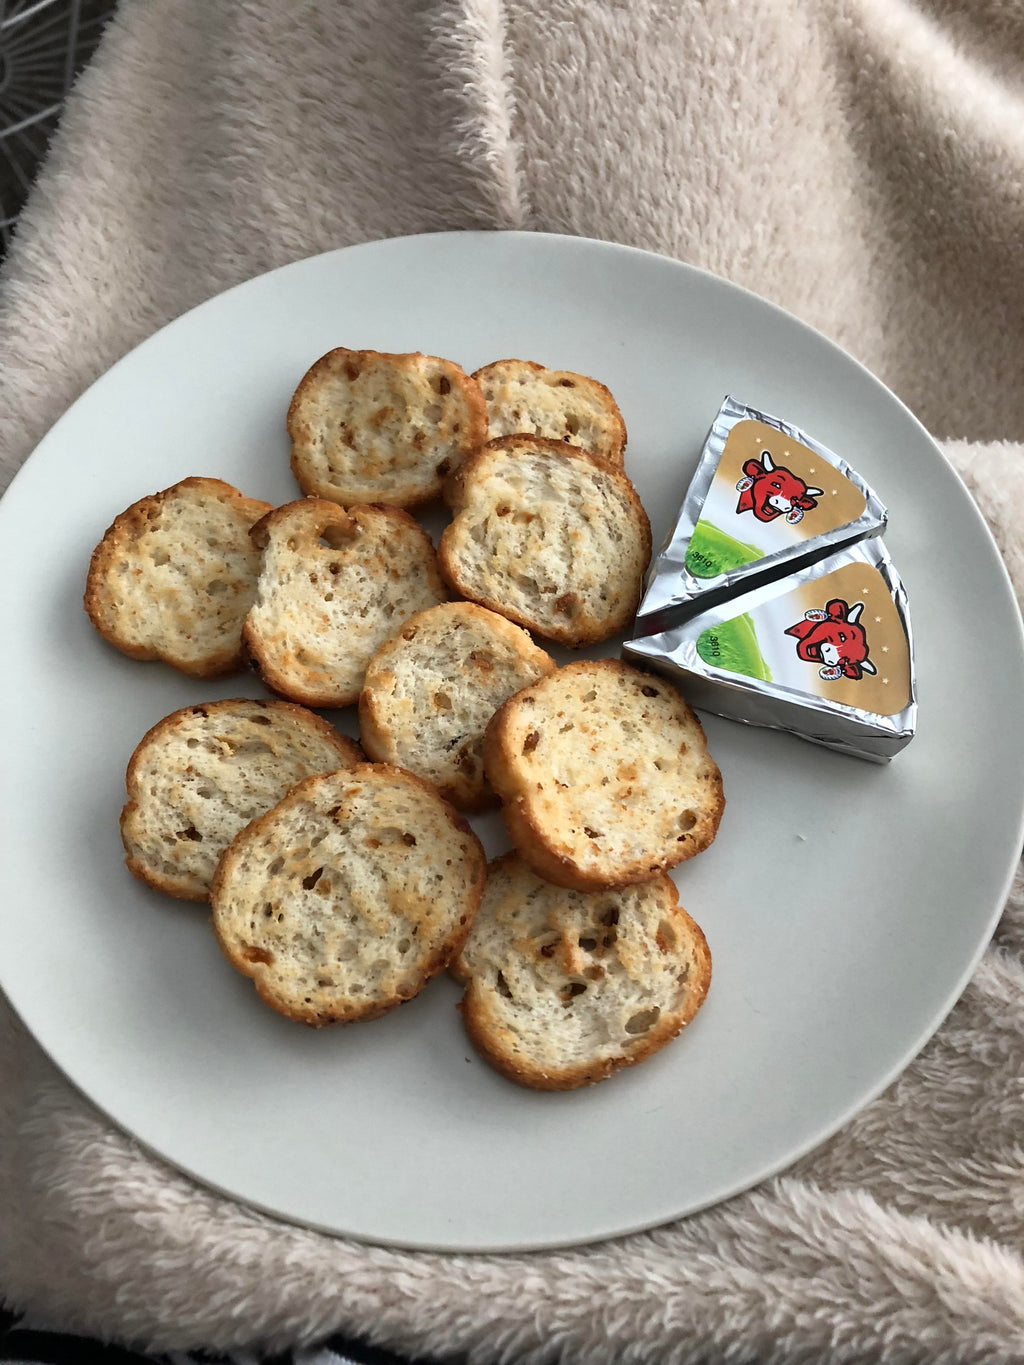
[625,539,917,762]
[635,395,888,635]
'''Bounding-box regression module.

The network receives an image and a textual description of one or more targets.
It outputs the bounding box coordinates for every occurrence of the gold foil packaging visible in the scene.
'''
[635,395,888,636]
[627,399,915,762]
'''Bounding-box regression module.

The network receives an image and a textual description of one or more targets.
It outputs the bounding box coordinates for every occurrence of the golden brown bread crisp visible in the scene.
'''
[210,764,487,1026]
[84,477,273,678]
[358,602,556,810]
[288,347,488,508]
[453,855,711,1090]
[483,659,724,890]
[438,436,651,647]
[243,498,448,708]
[472,359,626,464]
[121,698,362,902]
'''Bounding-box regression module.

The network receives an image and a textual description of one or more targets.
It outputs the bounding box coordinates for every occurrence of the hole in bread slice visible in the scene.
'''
[625,1006,660,1035]
[320,523,357,550]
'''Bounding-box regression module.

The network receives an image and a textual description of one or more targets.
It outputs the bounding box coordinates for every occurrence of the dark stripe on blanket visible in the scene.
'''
[0,1312,461,1365]
[0,1326,167,1365]
[323,1338,447,1365]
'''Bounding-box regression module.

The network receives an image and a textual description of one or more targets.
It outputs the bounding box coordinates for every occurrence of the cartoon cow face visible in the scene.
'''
[735,450,823,524]
[784,598,877,681]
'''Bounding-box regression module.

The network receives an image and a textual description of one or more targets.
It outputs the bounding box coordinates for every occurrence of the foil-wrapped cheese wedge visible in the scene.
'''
[635,395,887,634]
[625,539,916,762]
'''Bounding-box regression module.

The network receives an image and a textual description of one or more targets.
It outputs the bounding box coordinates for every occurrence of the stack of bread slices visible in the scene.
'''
[85,349,722,1089]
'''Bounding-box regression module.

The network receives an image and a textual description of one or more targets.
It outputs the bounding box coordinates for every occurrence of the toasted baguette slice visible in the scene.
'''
[438,437,651,647]
[288,348,488,508]
[484,659,724,890]
[84,477,273,677]
[121,698,361,902]
[472,359,626,464]
[211,764,486,1025]
[359,602,557,811]
[453,856,710,1090]
[243,499,448,708]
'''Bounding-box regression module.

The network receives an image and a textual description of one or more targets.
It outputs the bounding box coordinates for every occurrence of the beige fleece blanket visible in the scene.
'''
[2,2,1024,1360]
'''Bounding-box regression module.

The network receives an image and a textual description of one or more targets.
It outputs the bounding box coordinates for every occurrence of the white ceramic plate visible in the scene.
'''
[2,232,1022,1253]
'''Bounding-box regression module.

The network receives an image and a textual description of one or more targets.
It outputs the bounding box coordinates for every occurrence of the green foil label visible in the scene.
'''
[685,521,765,579]
[696,614,772,681]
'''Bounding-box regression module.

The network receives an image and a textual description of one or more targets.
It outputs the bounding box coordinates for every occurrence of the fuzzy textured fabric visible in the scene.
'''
[2,2,1024,1361]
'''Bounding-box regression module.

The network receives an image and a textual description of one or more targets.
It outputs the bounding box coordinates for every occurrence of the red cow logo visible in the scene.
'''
[785,598,877,681]
[735,450,823,525]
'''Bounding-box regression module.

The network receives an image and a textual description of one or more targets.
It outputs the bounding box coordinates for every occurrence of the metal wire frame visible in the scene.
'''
[0,0,115,252]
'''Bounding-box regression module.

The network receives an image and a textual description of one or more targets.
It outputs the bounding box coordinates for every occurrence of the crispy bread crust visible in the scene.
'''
[120,697,362,901]
[210,764,486,1026]
[84,477,273,678]
[243,499,448,708]
[357,601,557,811]
[455,856,711,1090]
[288,347,488,509]
[471,359,627,464]
[438,437,652,647]
[483,659,724,890]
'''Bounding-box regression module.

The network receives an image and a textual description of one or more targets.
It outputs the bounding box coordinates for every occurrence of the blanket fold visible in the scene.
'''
[1,2,1023,1361]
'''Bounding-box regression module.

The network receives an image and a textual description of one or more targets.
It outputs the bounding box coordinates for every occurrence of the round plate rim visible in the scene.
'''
[1,229,1022,1253]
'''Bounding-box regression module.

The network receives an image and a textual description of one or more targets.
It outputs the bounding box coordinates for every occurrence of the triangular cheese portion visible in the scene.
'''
[636,396,887,631]
[626,540,916,762]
